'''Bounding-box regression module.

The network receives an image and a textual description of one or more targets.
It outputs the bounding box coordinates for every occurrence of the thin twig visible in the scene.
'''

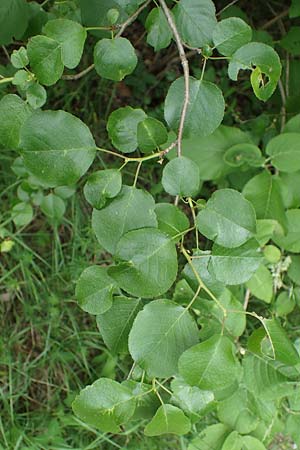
[116,0,151,37]
[261,9,289,30]
[217,0,240,16]
[159,0,190,158]
[62,64,95,81]
[243,288,251,311]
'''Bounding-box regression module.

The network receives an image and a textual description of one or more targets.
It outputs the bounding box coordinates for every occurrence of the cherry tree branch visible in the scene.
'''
[159,0,190,158]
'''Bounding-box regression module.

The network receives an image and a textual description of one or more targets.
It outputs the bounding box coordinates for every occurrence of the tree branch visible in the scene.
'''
[159,0,190,158]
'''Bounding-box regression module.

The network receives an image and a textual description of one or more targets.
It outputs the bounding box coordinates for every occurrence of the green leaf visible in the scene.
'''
[0,95,32,150]
[12,202,33,227]
[173,0,217,48]
[94,37,137,81]
[12,70,31,91]
[288,255,300,285]
[228,42,282,101]
[79,0,128,32]
[240,436,267,450]
[223,143,264,168]
[0,0,29,45]
[197,189,256,248]
[279,171,300,209]
[128,299,198,377]
[145,7,172,52]
[222,431,243,450]
[162,157,200,197]
[179,335,241,390]
[280,27,300,56]
[255,219,279,246]
[199,289,246,339]
[26,83,47,109]
[107,106,147,153]
[171,377,215,418]
[72,378,136,432]
[92,186,157,254]
[165,77,225,137]
[155,203,189,240]
[290,0,300,18]
[19,110,96,187]
[109,229,178,298]
[243,171,286,230]
[266,133,300,173]
[188,424,229,450]
[262,318,300,365]
[218,388,259,435]
[246,264,273,303]
[209,239,263,285]
[96,296,142,354]
[137,117,168,153]
[273,209,300,253]
[274,291,295,317]
[144,404,191,436]
[40,193,65,222]
[27,35,64,86]
[54,185,76,200]
[212,17,252,56]
[11,47,29,68]
[84,169,122,209]
[43,19,87,69]
[243,354,298,400]
[167,125,252,180]
[75,265,117,315]
[263,244,281,263]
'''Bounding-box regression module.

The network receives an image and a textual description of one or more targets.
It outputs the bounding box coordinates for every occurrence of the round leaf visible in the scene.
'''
[107,106,147,153]
[128,299,198,377]
[92,186,157,254]
[179,335,240,390]
[223,143,264,168]
[246,264,273,303]
[164,77,225,138]
[75,265,116,315]
[0,94,32,150]
[72,378,136,432]
[162,156,200,197]
[43,19,87,69]
[173,0,217,48]
[26,83,47,109]
[109,229,178,298]
[228,42,281,101]
[155,203,190,240]
[40,193,65,222]
[144,404,191,436]
[266,132,300,173]
[196,189,257,248]
[0,0,29,45]
[213,17,252,56]
[19,110,96,187]
[145,7,172,52]
[209,240,263,285]
[94,37,137,81]
[273,209,300,253]
[137,117,168,153]
[96,296,142,354]
[27,35,64,86]
[84,169,122,209]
